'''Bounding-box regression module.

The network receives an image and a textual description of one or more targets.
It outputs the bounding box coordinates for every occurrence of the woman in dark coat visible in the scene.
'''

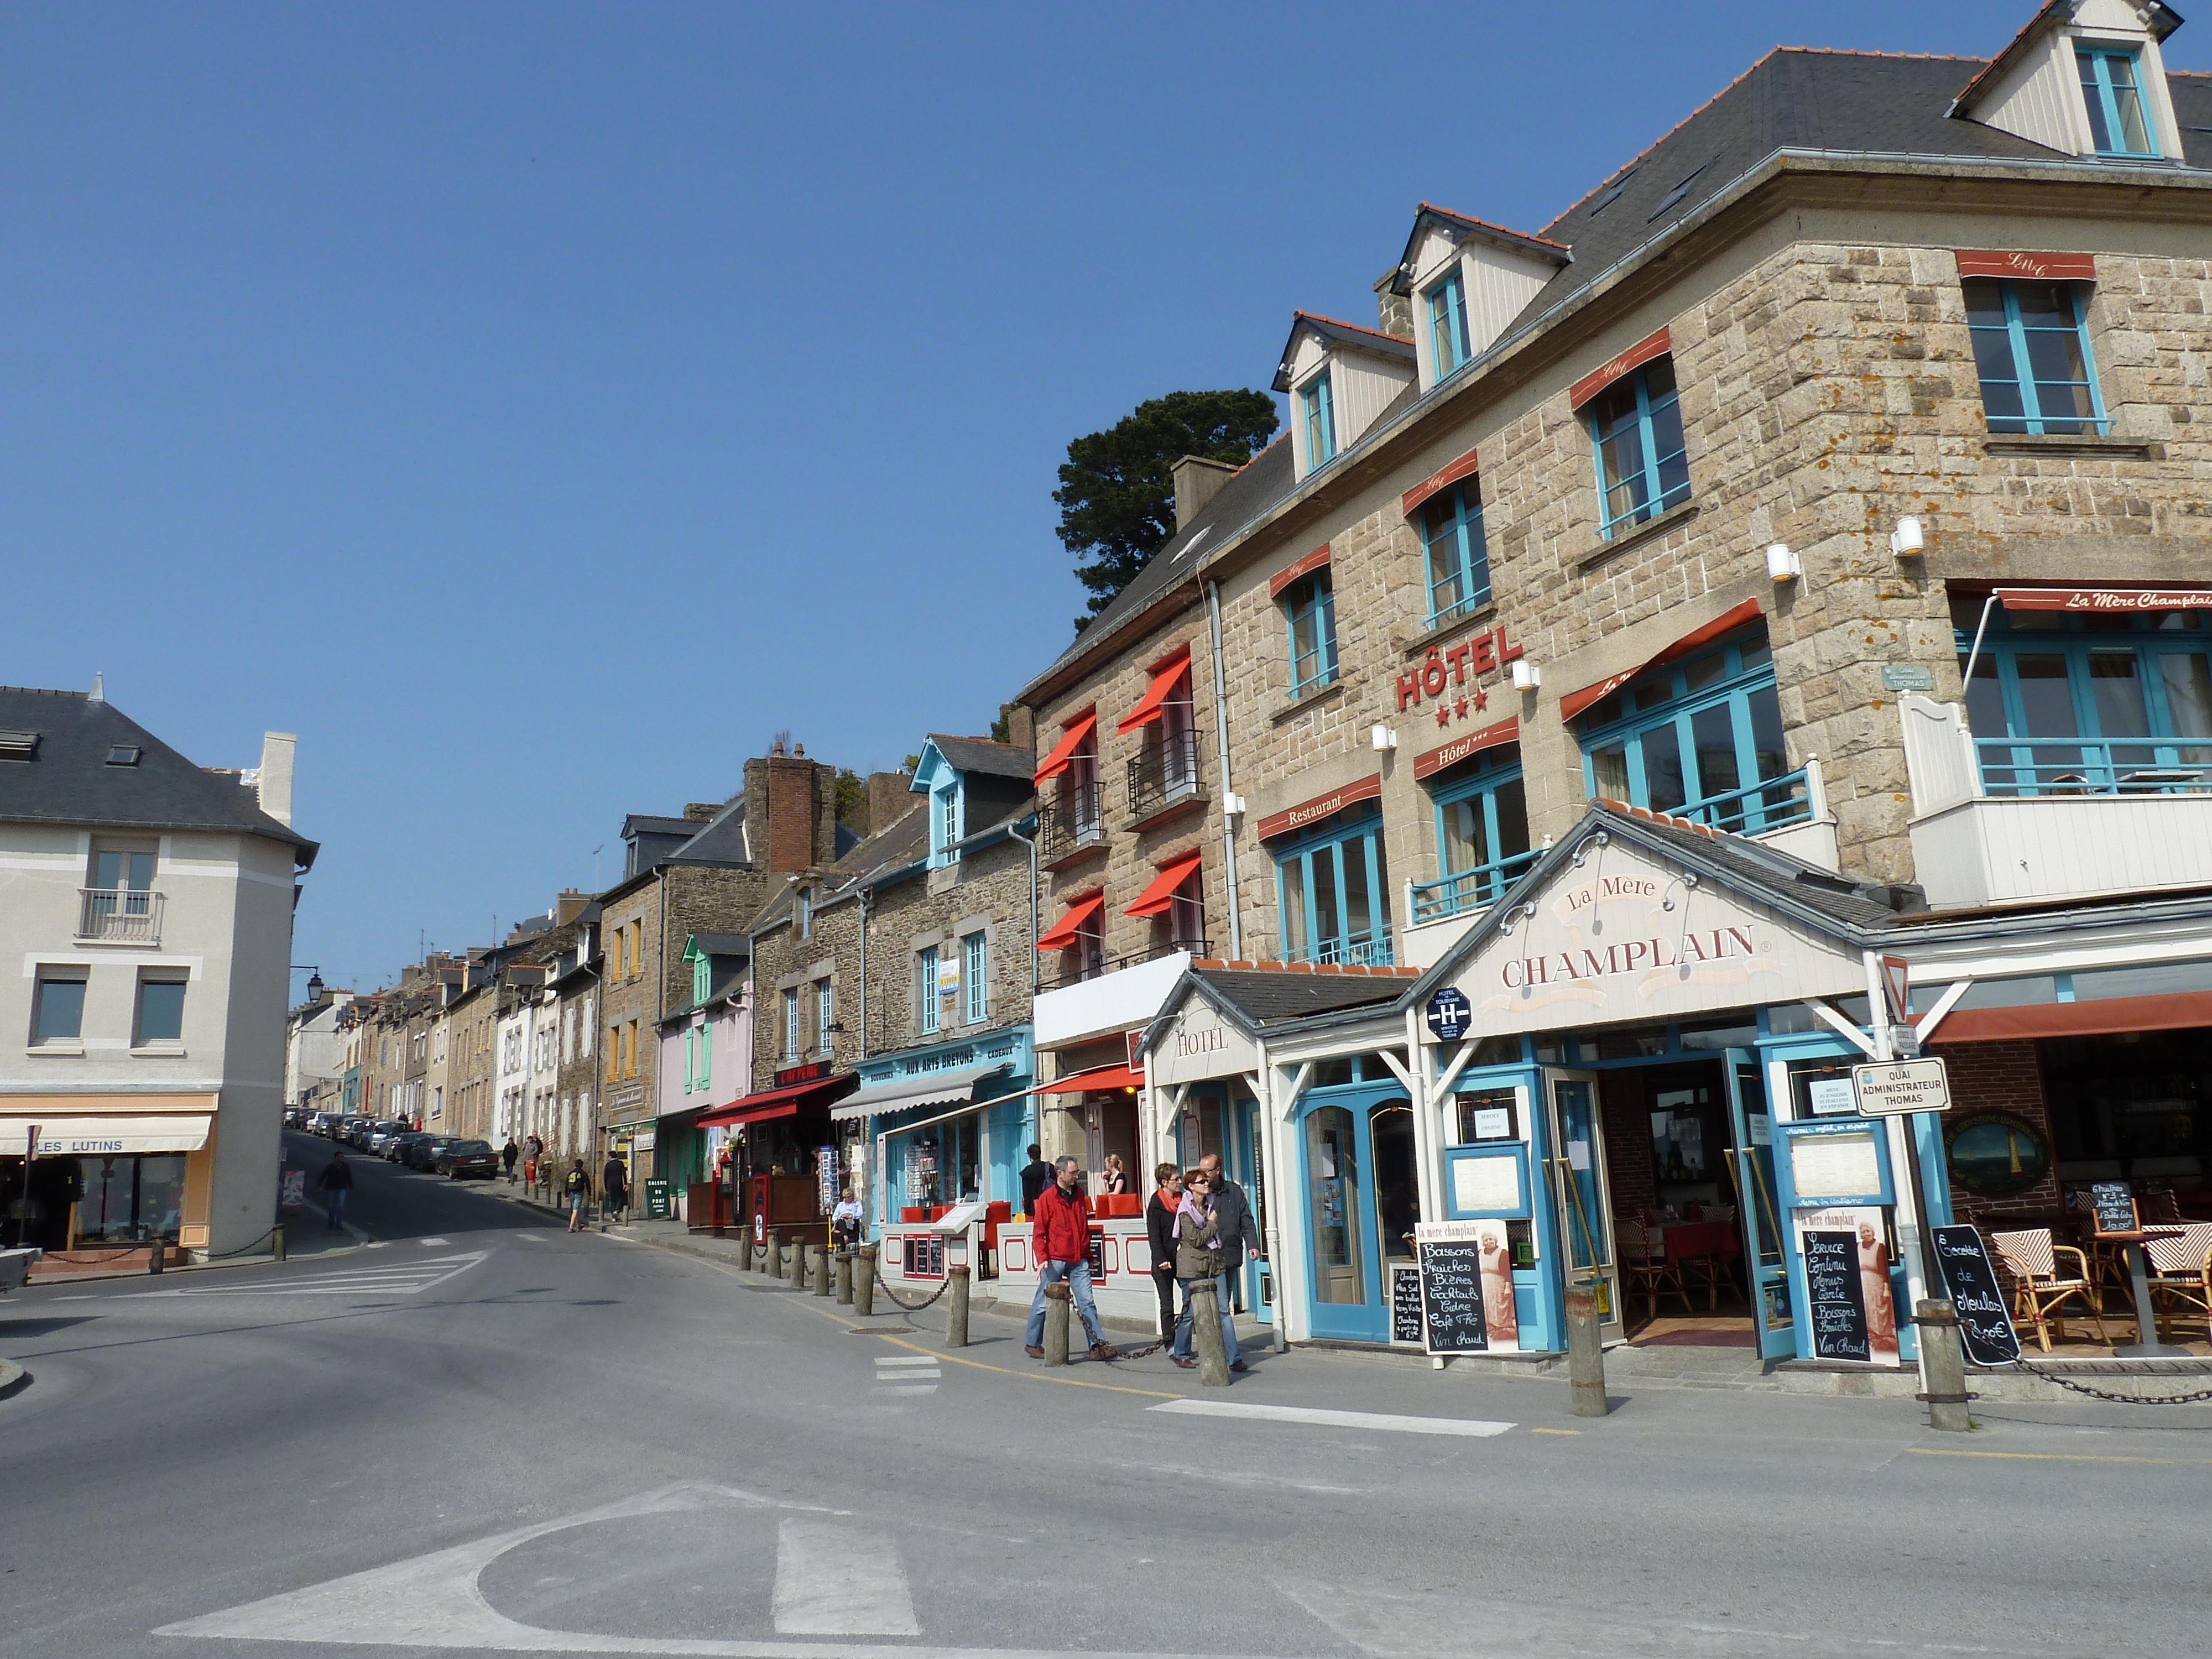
[1144,1164,1183,1343]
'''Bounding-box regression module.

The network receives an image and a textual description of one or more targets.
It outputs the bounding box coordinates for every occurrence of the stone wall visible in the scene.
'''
[862,833,1034,1058]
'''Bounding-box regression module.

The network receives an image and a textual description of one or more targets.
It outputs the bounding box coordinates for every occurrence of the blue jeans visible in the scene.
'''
[324,1188,347,1229]
[1025,1258,1105,1348]
[1173,1269,1241,1364]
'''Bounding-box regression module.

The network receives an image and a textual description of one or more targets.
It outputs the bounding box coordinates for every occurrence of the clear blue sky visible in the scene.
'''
[7,2,2191,995]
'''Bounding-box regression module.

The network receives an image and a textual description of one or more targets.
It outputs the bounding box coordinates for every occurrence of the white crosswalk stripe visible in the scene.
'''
[514,1233,545,1243]
[771,1516,919,1636]
[872,1353,940,1397]
[122,1252,489,1300]
[418,1237,448,1246]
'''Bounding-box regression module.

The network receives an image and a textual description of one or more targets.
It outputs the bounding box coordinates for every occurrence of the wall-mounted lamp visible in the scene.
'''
[1660,872,1701,913]
[1570,831,1611,869]
[1889,517,1923,557]
[1370,724,1398,752]
[1498,900,1540,936]
[1510,659,1541,691]
[1222,792,1246,817]
[1765,543,1802,582]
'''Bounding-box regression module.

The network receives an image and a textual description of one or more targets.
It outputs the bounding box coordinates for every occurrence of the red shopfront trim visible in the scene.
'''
[1995,586,2212,614]
[1256,775,1383,842]
[1557,598,1764,723]
[1268,544,1333,599]
[1569,326,1671,411]
[1930,990,2212,1045]
[1954,249,2098,282]
[1412,716,1519,782]
[1401,447,1480,518]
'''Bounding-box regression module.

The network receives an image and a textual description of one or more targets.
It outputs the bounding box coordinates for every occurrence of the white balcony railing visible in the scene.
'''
[77,888,164,945]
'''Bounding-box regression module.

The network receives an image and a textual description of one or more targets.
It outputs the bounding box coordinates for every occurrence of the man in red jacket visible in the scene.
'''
[1024,1156,1117,1361]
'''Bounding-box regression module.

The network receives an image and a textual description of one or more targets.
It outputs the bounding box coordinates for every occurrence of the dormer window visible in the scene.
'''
[1950,4,2182,163]
[1301,371,1337,471]
[1392,206,1570,394]
[2079,46,2154,156]
[931,782,962,864]
[796,888,812,940]
[1275,312,1415,476]
[1426,271,1471,377]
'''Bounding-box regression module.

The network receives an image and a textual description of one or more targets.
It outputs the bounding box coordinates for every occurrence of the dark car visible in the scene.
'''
[385,1131,427,1164]
[436,1140,499,1180]
[408,1136,456,1172]
[364,1120,410,1155]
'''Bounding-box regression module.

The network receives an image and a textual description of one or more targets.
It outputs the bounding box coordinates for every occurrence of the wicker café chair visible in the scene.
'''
[1990,1227,2110,1353]
[2145,1223,2212,1345]
[2077,1192,2141,1297]
[1616,1214,1695,1320]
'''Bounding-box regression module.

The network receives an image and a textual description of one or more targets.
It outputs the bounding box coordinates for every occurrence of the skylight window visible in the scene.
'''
[106,744,142,766]
[1648,160,1714,222]
[0,731,39,761]
[1590,169,1637,215]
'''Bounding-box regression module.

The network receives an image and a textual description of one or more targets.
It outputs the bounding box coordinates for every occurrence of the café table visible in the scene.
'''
[1652,1219,1741,1309]
[2101,1225,2189,1357]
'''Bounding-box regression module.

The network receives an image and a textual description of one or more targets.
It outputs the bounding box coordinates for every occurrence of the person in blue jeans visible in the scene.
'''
[1024,1157,1116,1360]
[1171,1169,1241,1370]
[316,1150,354,1231]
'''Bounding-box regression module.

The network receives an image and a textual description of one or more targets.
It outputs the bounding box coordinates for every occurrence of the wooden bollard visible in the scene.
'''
[854,1246,877,1316]
[1916,1299,1973,1433]
[1566,1283,1609,1417]
[1044,1280,1072,1365]
[813,1241,832,1296]
[947,1264,970,1347]
[737,1228,753,1272]
[763,1228,781,1277]
[1190,1279,1231,1386]
[790,1240,809,1287]
[272,1227,286,1263]
[835,1248,854,1305]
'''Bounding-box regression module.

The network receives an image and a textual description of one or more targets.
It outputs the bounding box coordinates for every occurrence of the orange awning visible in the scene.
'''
[1033,712,1098,785]
[1125,851,1203,917]
[1035,892,1105,952]
[1558,599,1763,723]
[1039,1063,1143,1094]
[1115,647,1193,734]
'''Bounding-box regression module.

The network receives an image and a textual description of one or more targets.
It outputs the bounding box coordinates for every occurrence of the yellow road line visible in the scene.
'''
[1907,1447,2194,1465]
[1530,1427,1580,1435]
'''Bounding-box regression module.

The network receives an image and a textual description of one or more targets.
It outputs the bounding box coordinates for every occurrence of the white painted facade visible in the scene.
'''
[1406,225,1559,392]
[1960,0,2183,160]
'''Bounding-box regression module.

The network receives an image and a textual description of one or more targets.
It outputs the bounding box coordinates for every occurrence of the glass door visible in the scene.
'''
[1723,1051,1796,1360]
[1302,1103,1380,1340]
[1233,1097,1273,1325]
[1543,1071,1620,1334]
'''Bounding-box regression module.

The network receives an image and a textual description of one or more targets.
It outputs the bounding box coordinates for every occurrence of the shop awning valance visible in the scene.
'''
[1995,585,2212,614]
[22,1115,211,1156]
[1558,599,1764,723]
[1125,851,1204,917]
[695,1073,856,1129]
[1039,1062,1143,1094]
[1401,447,1480,518]
[1267,545,1332,599]
[1569,325,1671,410]
[1115,646,1193,734]
[1412,716,1519,782]
[1032,713,1098,785]
[1036,892,1105,952]
[831,1062,1011,1122]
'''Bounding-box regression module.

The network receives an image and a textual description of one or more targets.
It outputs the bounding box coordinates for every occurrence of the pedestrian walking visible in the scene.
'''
[1018,1144,1052,1216]
[1100,1154,1131,1196]
[563,1159,592,1232]
[1145,1162,1183,1343]
[1024,1156,1117,1361]
[316,1150,354,1232]
[1171,1168,1241,1373]
[523,1133,544,1190]
[501,1138,520,1183]
[602,1152,629,1224]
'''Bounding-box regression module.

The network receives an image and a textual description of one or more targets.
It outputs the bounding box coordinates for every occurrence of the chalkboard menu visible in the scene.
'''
[1389,1263,1425,1346]
[2088,1181,2136,1235]
[1419,1240,1488,1355]
[1931,1224,2021,1367]
[1803,1230,1871,1361]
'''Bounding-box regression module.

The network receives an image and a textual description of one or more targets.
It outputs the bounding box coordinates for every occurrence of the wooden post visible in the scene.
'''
[791,1240,810,1287]
[1190,1279,1231,1386]
[1044,1281,1072,1365]
[272,1226,286,1263]
[1916,1299,1973,1433]
[854,1245,877,1316]
[835,1248,854,1305]
[813,1241,832,1296]
[763,1228,781,1277]
[947,1264,970,1347]
[737,1228,753,1272]
[1565,1283,1608,1417]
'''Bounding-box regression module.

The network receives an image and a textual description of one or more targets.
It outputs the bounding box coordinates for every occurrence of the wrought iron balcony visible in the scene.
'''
[1126,726,1204,823]
[77,888,164,945]
[1039,782,1106,864]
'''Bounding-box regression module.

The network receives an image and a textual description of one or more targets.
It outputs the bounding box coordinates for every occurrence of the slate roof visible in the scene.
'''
[1185,967,1406,1028]
[926,735,1036,781]
[686,933,749,957]
[674,795,749,863]
[0,686,317,865]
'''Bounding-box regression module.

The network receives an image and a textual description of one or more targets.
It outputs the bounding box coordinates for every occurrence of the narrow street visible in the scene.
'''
[0,1134,2204,1659]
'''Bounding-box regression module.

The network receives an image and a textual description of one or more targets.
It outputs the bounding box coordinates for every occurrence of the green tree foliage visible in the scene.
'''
[1054,389,1279,632]
[834,769,868,831]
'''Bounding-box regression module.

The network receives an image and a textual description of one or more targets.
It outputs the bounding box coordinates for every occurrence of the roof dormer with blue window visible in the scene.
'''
[910,734,1039,872]
[1952,0,2185,161]
[1390,205,1572,394]
[1272,313,1416,479]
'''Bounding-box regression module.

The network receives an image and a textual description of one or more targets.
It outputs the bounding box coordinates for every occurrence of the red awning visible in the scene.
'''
[1995,586,2212,614]
[1035,892,1105,952]
[1931,990,2212,1045]
[1267,544,1331,599]
[1032,712,1098,785]
[1115,646,1193,734]
[1125,850,1203,917]
[1558,599,1764,723]
[1038,1063,1143,1094]
[1412,716,1519,782]
[1401,447,1480,518]
[695,1074,855,1128]
[1569,326,1671,411]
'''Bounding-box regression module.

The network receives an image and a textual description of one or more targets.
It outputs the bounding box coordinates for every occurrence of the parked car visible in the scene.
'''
[407,1136,456,1171]
[437,1140,499,1180]
[364,1120,410,1154]
[336,1115,369,1142]
[385,1131,427,1164]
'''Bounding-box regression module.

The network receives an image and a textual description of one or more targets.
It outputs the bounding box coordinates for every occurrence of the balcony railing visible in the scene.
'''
[1410,850,1542,926]
[1039,781,1105,863]
[1974,737,2212,797]
[1656,768,1814,837]
[1127,726,1203,822]
[1285,927,1395,969]
[77,887,164,945]
[1035,936,1205,993]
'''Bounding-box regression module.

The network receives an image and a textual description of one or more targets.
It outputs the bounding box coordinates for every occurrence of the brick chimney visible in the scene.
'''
[744,753,841,874]
[999,703,1036,752]
[1170,455,1239,531]
[1375,266,1414,339]
[684,802,721,822]
[555,889,590,926]
[867,770,915,834]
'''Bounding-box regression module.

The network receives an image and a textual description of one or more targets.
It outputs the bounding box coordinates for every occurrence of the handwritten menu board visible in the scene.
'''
[1389,1262,1426,1346]
[1419,1240,1489,1355]
[1803,1230,1871,1361]
[2088,1182,2136,1235]
[1932,1224,2021,1367]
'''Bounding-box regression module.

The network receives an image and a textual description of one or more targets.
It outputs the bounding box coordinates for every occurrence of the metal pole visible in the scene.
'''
[1206,579,1242,960]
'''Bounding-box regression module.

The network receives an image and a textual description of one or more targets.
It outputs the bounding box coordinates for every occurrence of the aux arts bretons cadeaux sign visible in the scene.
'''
[1458,842,1864,1030]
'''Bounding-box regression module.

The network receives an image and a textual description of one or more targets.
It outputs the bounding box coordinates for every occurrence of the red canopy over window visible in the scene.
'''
[1558,599,1763,723]
[1125,850,1203,917]
[1035,892,1105,953]
[695,1073,855,1128]
[1032,712,1098,785]
[1039,1063,1143,1094]
[1116,647,1193,734]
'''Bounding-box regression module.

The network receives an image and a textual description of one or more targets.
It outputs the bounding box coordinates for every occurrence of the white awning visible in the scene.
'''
[26,1116,212,1156]
[831,1063,1009,1123]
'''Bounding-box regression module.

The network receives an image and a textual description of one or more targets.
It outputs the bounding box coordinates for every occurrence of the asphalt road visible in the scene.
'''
[2,1131,2208,1659]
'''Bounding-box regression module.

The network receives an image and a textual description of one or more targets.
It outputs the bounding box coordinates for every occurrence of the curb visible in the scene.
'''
[0,1358,28,1399]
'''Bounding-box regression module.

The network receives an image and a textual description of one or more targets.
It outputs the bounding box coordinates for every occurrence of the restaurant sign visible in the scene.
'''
[1149,995,1260,1086]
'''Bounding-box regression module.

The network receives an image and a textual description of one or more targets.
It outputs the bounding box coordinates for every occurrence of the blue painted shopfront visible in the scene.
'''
[1171,1081,1274,1327]
[856,1027,1032,1229]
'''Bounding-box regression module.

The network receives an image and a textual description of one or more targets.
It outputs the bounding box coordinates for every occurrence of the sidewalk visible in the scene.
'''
[23,1203,372,1284]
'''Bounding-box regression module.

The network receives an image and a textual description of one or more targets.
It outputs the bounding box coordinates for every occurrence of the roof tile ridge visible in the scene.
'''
[1413,200,1571,252]
[1228,432,1290,478]
[1772,45,1987,62]
[1293,309,1415,345]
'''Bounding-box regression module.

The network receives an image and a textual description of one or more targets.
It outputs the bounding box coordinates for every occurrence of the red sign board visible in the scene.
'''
[1569,326,1671,410]
[1256,774,1383,843]
[774,1060,832,1089]
[1267,544,1332,599]
[1996,586,2212,614]
[1401,446,1481,518]
[1954,249,2096,282]
[1413,716,1519,781]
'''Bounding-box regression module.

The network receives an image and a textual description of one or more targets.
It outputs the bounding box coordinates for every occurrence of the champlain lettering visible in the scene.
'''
[1500,925,1755,989]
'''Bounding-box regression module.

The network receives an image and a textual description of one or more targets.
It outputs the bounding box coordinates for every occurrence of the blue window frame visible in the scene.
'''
[1274,806,1393,967]
[929,784,963,867]
[918,946,940,1035]
[1957,603,2212,795]
[1426,269,1470,377]
[816,979,833,1052]
[1964,278,2107,437]
[1283,570,1338,698]
[1302,371,1337,472]
[963,931,986,1024]
[1577,627,1807,834]
[2079,45,2156,157]
[1588,357,1690,538]
[1413,746,1534,924]
[1420,479,1490,627]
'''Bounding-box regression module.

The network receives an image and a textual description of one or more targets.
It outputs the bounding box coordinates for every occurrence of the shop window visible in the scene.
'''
[919,947,940,1035]
[1420,478,1491,628]
[1128,664,1200,816]
[1957,603,2212,794]
[135,974,186,1045]
[1274,806,1393,967]
[1427,268,1471,377]
[77,1152,187,1242]
[1282,570,1339,698]
[32,968,86,1044]
[1964,278,2106,436]
[1301,370,1337,473]
[1414,745,1531,924]
[1588,356,1690,538]
[1577,625,1804,833]
[2041,1029,2212,1189]
[962,932,986,1024]
[2078,45,2156,157]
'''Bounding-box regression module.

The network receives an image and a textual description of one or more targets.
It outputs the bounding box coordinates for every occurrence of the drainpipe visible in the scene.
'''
[857,884,871,1062]
[1006,820,1039,992]
[1206,580,1242,960]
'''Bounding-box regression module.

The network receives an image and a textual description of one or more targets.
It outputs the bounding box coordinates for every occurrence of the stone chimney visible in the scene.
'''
[744,753,840,874]
[257,732,296,826]
[555,889,590,926]
[1375,267,1414,340]
[1170,455,1239,531]
[867,770,914,835]
[999,703,1036,752]
[684,802,721,822]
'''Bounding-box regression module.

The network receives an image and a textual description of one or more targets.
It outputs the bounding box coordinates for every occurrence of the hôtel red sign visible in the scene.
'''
[1397,624,1524,735]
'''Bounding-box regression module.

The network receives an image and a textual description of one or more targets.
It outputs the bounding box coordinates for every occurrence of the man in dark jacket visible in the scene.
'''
[316,1150,354,1232]
[1197,1152,1262,1371]
[602,1154,629,1224]
[1024,1157,1115,1361]
[500,1138,520,1183]
[1144,1162,1183,1342]
[1018,1145,1052,1215]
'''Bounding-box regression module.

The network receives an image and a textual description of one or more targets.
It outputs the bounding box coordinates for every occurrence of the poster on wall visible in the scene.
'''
[1415,1220,1521,1351]
[816,1145,839,1213]
[1796,1206,1900,1364]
